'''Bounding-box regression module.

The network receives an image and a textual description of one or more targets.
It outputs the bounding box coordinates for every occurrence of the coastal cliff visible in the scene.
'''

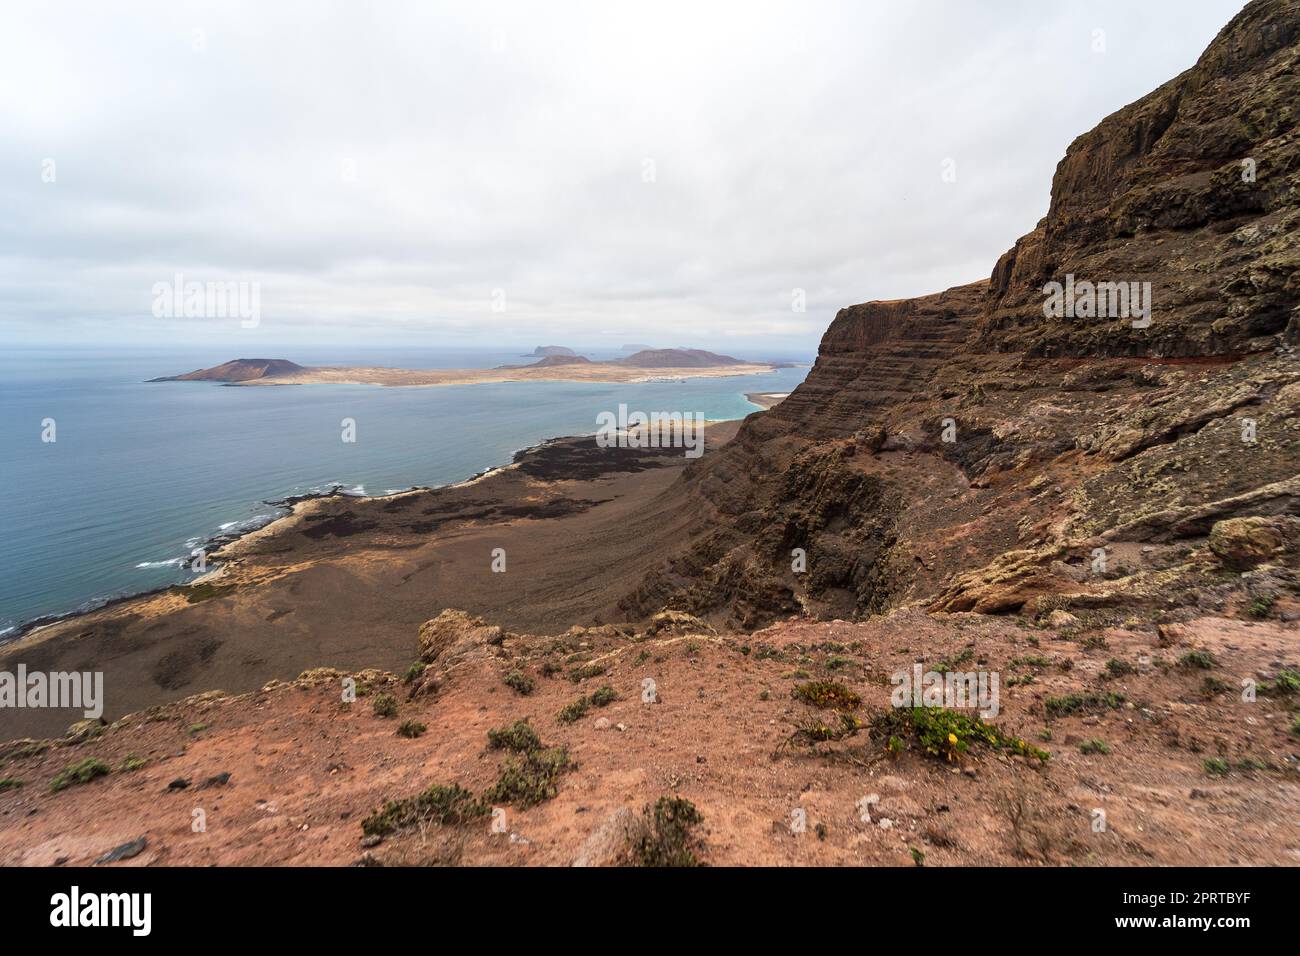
[2,0,1297,868]
[621,0,1300,629]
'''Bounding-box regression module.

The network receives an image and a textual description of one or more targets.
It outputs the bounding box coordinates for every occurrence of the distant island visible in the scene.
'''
[149,349,778,388]
[525,345,578,357]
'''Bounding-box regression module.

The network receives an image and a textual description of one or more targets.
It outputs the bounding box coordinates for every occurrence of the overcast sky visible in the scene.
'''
[1,0,1246,355]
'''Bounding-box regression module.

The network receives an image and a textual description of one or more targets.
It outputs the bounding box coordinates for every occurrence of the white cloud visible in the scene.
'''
[0,0,1246,353]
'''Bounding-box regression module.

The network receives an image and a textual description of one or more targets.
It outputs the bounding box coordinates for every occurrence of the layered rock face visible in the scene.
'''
[624,0,1300,631]
[981,0,1300,357]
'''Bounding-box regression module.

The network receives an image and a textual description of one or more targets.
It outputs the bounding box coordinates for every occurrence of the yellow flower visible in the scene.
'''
[948,733,958,745]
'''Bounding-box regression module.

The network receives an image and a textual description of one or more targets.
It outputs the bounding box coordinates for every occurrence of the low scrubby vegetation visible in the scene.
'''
[119,754,147,772]
[50,757,111,792]
[503,671,534,696]
[628,796,706,867]
[1179,650,1216,670]
[487,719,542,753]
[362,720,576,839]
[873,707,1049,763]
[361,783,487,836]
[484,747,573,808]
[792,680,861,711]
[557,696,590,724]
[1044,691,1124,719]
[397,719,427,739]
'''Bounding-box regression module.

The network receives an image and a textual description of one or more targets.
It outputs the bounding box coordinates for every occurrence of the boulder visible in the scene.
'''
[572,806,637,867]
[1208,517,1284,570]
[1045,609,1081,629]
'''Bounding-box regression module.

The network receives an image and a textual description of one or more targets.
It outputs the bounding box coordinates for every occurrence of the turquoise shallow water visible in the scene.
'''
[0,348,808,634]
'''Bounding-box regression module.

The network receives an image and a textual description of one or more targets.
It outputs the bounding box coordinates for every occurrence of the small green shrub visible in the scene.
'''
[372,693,399,718]
[1246,592,1276,619]
[402,662,426,684]
[183,582,231,604]
[484,747,573,808]
[1012,655,1051,669]
[1203,758,1230,777]
[1261,669,1299,697]
[0,778,24,791]
[1044,692,1124,719]
[1201,676,1231,697]
[1079,739,1110,755]
[568,663,605,683]
[790,712,862,745]
[1179,650,1216,670]
[590,686,617,707]
[119,754,147,772]
[936,649,975,671]
[873,707,1049,763]
[397,719,427,739]
[792,680,861,711]
[1104,658,1135,678]
[503,670,535,696]
[361,783,486,836]
[557,696,590,724]
[50,757,110,792]
[630,797,705,867]
[487,719,542,753]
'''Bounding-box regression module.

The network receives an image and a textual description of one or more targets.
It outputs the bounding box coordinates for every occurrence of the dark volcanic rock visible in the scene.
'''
[979,0,1300,358]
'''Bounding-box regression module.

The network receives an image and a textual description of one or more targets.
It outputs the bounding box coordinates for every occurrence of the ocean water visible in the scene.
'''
[0,347,809,635]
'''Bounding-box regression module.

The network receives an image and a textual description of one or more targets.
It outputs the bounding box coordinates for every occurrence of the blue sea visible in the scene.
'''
[0,347,808,636]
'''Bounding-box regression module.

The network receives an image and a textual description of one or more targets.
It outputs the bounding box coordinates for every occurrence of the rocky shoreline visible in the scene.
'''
[1,435,595,646]
[0,422,748,738]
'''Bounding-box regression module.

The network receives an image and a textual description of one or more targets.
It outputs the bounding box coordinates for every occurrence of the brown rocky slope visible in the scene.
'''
[621,0,1300,635]
[1,607,1295,866]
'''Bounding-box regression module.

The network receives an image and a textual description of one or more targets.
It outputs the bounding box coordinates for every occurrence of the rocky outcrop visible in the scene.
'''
[418,609,504,664]
[409,609,508,697]
[979,0,1300,358]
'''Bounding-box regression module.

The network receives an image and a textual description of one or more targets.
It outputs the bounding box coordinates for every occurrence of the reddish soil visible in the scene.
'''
[2,609,1294,866]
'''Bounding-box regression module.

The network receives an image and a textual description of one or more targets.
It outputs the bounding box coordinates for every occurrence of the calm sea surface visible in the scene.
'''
[0,347,808,634]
